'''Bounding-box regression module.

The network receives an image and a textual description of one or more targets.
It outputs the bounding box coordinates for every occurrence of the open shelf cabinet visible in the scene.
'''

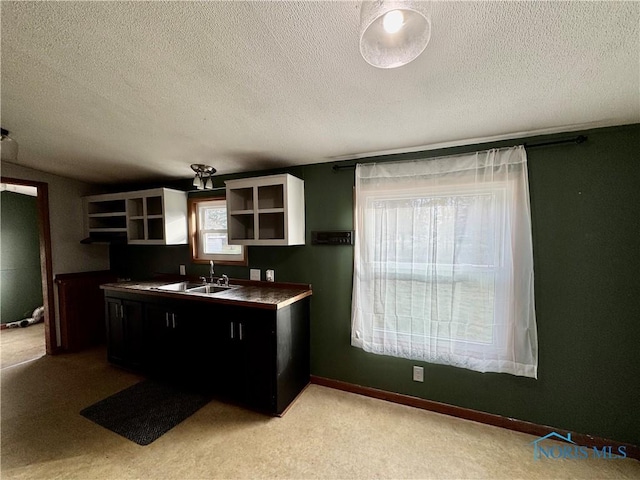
[83,188,187,245]
[225,174,304,246]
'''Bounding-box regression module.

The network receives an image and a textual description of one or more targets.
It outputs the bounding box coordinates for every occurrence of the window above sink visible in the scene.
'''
[188,196,248,266]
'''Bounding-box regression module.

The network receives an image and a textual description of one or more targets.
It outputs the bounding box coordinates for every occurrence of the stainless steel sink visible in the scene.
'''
[155,282,239,295]
[156,281,205,292]
[187,284,236,294]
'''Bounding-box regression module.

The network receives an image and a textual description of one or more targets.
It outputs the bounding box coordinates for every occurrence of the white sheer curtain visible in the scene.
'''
[351,146,538,378]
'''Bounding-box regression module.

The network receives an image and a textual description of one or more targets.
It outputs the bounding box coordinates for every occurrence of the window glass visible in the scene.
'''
[188,197,247,265]
[352,146,537,378]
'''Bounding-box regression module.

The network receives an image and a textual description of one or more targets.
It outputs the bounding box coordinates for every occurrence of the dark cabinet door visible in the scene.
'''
[143,303,173,372]
[238,314,276,411]
[190,305,236,395]
[105,297,144,368]
[144,301,200,381]
[105,298,125,364]
[144,303,189,375]
[123,300,145,369]
[220,306,276,412]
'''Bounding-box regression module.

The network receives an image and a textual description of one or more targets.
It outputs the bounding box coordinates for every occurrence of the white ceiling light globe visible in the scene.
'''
[360,0,431,69]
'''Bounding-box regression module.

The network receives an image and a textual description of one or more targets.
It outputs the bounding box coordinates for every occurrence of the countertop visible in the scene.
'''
[100,280,312,310]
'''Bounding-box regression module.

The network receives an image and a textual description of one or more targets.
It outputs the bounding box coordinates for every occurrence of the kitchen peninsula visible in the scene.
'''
[101,279,311,415]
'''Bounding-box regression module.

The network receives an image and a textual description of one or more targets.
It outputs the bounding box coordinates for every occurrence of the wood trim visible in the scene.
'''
[1,176,59,354]
[55,270,117,351]
[54,270,114,283]
[274,291,313,310]
[187,195,248,266]
[310,376,640,461]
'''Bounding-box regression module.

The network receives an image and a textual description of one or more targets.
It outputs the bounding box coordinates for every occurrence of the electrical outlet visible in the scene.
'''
[413,366,424,382]
[250,269,261,281]
[266,269,275,282]
[179,265,186,275]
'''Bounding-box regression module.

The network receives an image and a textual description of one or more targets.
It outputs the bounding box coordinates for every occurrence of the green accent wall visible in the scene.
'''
[109,124,640,446]
[1,191,43,324]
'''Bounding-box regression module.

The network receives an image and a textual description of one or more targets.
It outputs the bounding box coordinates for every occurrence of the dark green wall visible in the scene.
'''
[1,191,43,324]
[109,124,640,445]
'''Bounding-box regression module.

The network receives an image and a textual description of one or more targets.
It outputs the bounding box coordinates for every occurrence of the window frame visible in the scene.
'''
[188,196,248,266]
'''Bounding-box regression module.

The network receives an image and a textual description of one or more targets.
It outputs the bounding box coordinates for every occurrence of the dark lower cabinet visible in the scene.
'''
[213,307,276,410]
[145,301,217,384]
[144,303,183,375]
[105,297,144,369]
[104,291,310,415]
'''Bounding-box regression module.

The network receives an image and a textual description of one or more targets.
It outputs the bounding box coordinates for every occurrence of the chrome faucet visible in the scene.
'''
[218,274,229,287]
[200,261,215,284]
[208,260,215,283]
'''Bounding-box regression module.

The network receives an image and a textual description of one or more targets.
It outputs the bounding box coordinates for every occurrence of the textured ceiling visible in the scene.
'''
[1,1,639,184]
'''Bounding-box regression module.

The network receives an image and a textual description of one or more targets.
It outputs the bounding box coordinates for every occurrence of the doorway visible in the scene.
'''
[1,176,57,358]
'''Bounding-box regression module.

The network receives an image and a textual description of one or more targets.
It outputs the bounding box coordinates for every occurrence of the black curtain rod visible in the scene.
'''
[332,135,588,171]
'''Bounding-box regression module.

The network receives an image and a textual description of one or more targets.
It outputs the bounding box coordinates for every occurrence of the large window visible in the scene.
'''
[351,146,537,378]
[188,197,247,265]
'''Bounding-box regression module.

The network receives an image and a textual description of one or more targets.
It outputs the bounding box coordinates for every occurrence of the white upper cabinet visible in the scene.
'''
[83,188,187,245]
[225,174,305,246]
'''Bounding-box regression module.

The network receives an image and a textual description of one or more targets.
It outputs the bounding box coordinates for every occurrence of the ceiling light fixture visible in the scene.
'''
[0,128,19,162]
[359,0,431,69]
[191,164,216,190]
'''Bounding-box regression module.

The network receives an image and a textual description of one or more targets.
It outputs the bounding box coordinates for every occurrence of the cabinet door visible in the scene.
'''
[171,304,206,384]
[238,315,276,411]
[205,305,275,408]
[105,298,144,369]
[222,306,276,412]
[144,302,198,380]
[188,304,233,394]
[122,300,144,369]
[144,304,176,373]
[105,299,126,364]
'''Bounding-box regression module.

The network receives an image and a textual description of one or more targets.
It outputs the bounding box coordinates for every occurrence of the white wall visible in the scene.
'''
[1,161,110,346]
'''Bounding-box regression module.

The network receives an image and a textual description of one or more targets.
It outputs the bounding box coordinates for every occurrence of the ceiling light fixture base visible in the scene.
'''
[0,128,19,162]
[191,163,217,190]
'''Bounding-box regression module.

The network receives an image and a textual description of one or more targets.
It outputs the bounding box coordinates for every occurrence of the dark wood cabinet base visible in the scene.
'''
[104,291,310,415]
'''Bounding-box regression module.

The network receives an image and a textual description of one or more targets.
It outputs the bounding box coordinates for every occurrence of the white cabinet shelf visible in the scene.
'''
[83,188,187,245]
[225,174,305,246]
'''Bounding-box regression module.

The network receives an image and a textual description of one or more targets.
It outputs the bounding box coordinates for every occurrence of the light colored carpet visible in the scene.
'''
[1,347,638,479]
[1,322,45,369]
